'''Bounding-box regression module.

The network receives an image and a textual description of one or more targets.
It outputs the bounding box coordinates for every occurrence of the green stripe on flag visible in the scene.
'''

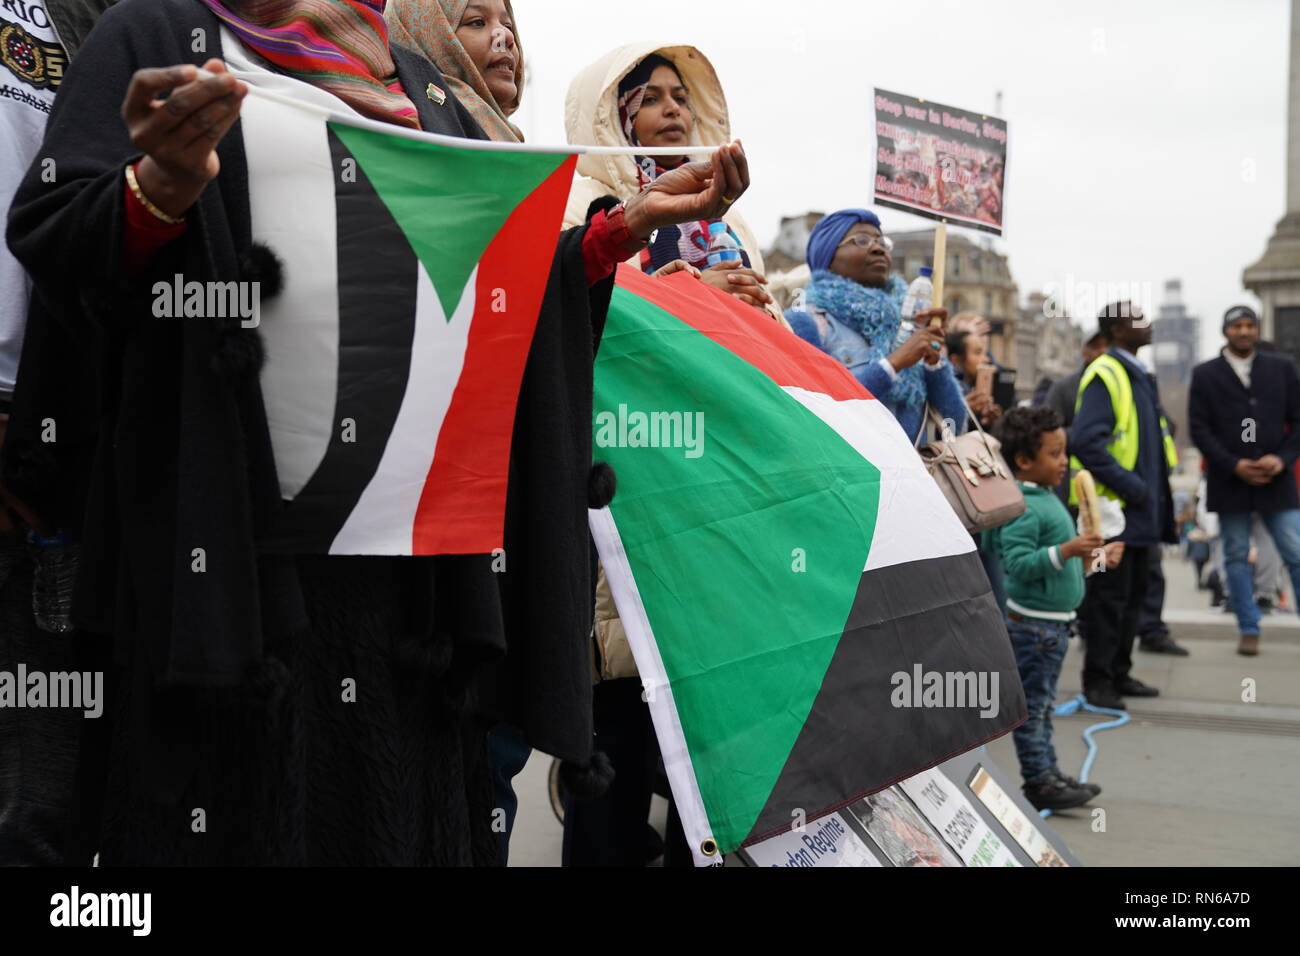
[595,286,882,851]
[328,122,569,320]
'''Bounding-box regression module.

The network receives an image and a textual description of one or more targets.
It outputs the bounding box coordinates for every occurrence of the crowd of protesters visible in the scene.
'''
[0,0,1292,867]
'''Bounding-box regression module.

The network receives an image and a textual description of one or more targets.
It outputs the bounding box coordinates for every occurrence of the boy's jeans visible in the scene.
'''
[1220,509,1300,637]
[1008,615,1071,785]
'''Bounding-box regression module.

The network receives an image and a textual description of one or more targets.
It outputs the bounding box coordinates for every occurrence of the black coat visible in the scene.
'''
[1189,351,1300,514]
[4,0,609,764]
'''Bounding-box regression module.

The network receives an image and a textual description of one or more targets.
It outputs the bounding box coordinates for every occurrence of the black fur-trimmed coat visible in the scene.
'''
[3,0,611,863]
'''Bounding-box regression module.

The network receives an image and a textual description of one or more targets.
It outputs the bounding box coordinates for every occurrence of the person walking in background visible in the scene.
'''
[1070,303,1179,709]
[786,209,964,440]
[1189,305,1300,656]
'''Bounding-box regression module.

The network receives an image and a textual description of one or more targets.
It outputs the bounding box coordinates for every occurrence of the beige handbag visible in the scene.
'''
[915,403,1025,533]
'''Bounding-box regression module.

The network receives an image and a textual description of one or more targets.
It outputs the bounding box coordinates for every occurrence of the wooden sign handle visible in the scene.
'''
[930,224,947,327]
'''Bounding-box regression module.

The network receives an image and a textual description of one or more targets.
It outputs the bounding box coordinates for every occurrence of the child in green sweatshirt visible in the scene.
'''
[992,406,1123,811]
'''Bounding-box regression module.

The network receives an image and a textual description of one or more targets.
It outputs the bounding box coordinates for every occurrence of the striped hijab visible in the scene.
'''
[199,0,421,128]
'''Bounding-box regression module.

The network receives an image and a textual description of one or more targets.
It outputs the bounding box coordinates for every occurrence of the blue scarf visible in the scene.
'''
[804,270,924,409]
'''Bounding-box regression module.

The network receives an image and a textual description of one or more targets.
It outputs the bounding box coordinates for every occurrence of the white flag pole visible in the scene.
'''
[197,67,723,157]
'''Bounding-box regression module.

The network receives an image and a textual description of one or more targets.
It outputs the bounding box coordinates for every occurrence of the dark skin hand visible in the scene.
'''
[623,141,750,239]
[699,263,773,309]
[888,308,949,371]
[123,59,249,219]
[1236,456,1283,486]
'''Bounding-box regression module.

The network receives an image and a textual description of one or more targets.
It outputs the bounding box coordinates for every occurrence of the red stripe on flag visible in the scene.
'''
[411,155,579,555]
[614,264,874,402]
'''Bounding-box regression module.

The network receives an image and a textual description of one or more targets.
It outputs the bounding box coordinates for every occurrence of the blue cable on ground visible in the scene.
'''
[1039,694,1130,818]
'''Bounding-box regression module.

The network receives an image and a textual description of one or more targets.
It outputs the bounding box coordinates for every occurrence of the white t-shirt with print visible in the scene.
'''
[0,0,62,400]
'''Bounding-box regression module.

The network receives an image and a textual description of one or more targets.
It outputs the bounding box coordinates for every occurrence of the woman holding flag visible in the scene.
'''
[3,0,749,865]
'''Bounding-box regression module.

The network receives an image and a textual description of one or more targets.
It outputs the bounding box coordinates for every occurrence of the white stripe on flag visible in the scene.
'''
[781,388,975,571]
[588,506,721,868]
[236,52,344,501]
[330,266,475,555]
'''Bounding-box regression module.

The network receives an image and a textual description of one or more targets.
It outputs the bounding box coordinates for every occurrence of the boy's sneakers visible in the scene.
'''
[1054,769,1101,797]
[1023,774,1094,811]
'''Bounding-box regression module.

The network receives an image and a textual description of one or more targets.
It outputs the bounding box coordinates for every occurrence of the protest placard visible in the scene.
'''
[873,87,1008,236]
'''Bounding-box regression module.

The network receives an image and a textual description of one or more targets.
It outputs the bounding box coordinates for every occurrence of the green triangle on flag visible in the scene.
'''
[328,122,571,320]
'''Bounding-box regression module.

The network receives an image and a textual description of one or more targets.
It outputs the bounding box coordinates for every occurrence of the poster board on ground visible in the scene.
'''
[737,750,1080,867]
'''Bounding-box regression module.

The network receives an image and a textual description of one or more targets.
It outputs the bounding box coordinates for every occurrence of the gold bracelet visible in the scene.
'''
[125,162,186,225]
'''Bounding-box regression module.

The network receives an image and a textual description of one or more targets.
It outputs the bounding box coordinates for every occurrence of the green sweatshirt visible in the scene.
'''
[991,482,1085,621]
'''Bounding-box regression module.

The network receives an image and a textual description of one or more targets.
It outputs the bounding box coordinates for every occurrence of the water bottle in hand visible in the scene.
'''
[705,221,742,268]
[895,266,934,347]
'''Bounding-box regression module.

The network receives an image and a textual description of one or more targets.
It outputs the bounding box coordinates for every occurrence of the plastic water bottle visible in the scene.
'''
[27,530,78,633]
[895,266,934,347]
[705,222,741,267]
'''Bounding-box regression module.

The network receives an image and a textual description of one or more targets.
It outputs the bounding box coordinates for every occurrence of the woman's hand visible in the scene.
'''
[123,59,248,219]
[651,260,702,279]
[888,325,944,372]
[699,263,773,309]
[623,141,749,238]
[913,308,948,365]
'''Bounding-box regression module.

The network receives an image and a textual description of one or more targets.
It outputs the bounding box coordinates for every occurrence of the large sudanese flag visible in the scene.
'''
[247,95,577,556]
[590,266,1027,866]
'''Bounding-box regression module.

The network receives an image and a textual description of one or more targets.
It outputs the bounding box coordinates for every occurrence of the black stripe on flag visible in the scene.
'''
[744,549,1026,847]
[261,131,419,552]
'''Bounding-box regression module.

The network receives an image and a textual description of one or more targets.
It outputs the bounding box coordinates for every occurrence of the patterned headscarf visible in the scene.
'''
[385,0,524,142]
[199,0,420,128]
[617,53,684,186]
[614,53,742,272]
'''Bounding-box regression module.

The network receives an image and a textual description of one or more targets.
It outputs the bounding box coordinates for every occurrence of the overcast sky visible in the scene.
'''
[513,0,1288,361]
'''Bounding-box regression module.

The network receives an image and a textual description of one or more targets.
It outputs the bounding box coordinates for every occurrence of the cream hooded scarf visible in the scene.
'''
[561,41,765,277]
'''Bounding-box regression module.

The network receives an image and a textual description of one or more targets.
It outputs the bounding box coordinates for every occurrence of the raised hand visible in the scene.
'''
[623,141,749,238]
[123,59,248,219]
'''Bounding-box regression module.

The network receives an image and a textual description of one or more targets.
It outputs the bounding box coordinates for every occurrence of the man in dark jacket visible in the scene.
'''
[1070,303,1179,709]
[1189,305,1300,656]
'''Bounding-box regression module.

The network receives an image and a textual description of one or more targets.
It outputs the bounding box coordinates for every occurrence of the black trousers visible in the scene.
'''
[1079,544,1150,690]
[0,538,80,865]
[1137,545,1169,642]
[561,677,690,867]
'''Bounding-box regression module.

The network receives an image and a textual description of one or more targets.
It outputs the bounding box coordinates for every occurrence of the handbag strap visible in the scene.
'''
[914,397,1012,481]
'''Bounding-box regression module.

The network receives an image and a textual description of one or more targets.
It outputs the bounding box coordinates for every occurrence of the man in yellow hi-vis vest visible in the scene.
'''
[1069,303,1179,711]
